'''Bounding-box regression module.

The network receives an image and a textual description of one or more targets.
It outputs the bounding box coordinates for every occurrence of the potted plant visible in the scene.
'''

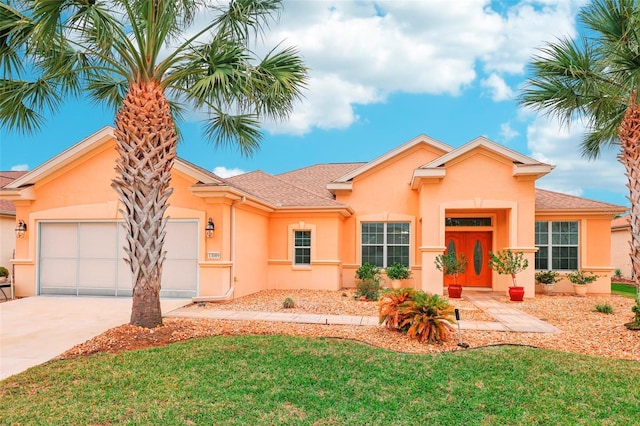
[566,270,599,297]
[0,266,9,283]
[385,262,411,289]
[488,249,529,301]
[535,270,560,295]
[434,252,467,298]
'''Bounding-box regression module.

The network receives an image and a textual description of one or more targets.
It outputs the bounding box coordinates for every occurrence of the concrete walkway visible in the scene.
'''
[168,292,561,334]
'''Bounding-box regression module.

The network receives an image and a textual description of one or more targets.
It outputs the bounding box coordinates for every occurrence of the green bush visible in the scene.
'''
[535,270,560,285]
[0,266,9,278]
[566,270,599,285]
[385,262,411,280]
[282,297,295,309]
[355,263,383,300]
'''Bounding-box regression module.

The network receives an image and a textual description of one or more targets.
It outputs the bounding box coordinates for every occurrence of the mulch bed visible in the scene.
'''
[57,289,640,361]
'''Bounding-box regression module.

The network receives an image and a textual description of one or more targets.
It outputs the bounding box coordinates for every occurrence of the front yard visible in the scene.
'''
[1,336,638,425]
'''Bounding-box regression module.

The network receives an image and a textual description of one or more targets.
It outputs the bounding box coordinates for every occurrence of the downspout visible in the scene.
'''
[194,196,245,302]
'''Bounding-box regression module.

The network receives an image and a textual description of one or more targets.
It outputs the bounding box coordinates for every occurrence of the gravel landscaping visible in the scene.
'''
[57,289,640,361]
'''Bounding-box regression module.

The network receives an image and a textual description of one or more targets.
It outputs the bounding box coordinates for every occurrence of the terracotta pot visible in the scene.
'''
[391,279,401,289]
[508,286,525,301]
[573,284,588,297]
[448,284,462,298]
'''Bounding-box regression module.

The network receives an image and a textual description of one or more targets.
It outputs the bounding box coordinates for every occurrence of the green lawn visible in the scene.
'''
[612,282,638,298]
[1,336,638,425]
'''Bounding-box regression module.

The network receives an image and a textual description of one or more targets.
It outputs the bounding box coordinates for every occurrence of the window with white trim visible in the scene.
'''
[294,230,311,265]
[361,222,410,268]
[535,221,578,270]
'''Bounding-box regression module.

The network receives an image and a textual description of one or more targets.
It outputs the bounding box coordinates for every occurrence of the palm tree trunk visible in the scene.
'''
[618,92,640,311]
[112,81,177,328]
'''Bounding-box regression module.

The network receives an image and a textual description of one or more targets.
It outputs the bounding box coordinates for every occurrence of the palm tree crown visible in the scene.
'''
[520,0,640,313]
[1,0,308,328]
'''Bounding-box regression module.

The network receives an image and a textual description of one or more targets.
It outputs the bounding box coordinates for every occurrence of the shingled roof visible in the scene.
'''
[277,163,364,199]
[0,171,28,215]
[536,188,626,212]
[611,215,630,230]
[226,170,349,208]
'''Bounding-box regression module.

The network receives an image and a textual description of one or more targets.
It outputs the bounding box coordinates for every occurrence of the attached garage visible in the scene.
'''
[38,221,198,298]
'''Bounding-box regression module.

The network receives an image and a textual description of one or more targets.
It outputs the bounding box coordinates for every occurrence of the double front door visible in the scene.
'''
[443,231,492,287]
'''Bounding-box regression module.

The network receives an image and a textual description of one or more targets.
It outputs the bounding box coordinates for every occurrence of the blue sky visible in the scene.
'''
[0,0,629,207]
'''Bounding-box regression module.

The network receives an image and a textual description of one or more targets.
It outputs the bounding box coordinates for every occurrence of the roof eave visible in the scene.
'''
[410,168,446,189]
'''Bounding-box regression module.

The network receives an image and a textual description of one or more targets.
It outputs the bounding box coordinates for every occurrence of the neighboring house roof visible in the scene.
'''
[535,188,627,213]
[0,171,28,215]
[611,215,630,230]
[226,170,350,208]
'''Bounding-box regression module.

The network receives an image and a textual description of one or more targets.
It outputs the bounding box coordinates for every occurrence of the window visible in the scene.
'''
[361,222,410,267]
[294,230,311,265]
[445,217,492,227]
[535,221,578,270]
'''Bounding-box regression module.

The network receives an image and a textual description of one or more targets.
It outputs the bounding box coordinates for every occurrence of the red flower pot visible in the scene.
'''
[448,284,462,298]
[508,286,525,301]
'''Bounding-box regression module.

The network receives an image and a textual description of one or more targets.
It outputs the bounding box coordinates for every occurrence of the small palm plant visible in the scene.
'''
[378,288,416,330]
[398,292,455,344]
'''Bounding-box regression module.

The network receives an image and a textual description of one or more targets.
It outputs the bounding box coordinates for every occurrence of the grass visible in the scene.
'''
[1,336,639,425]
[612,282,638,299]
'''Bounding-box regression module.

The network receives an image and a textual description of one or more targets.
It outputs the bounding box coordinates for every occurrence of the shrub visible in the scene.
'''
[355,263,383,300]
[379,289,455,344]
[488,249,528,287]
[566,270,599,285]
[282,297,295,309]
[434,252,467,284]
[594,303,613,314]
[385,262,411,280]
[0,266,9,278]
[613,268,622,279]
[535,270,560,285]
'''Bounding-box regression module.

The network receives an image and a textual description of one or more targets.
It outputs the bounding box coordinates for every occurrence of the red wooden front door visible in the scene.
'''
[443,231,492,287]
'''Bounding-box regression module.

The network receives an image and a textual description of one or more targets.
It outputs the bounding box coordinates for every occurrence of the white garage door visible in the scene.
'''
[38,221,198,298]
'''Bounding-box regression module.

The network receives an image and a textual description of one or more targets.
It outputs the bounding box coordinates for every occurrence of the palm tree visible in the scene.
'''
[520,0,640,324]
[0,0,307,328]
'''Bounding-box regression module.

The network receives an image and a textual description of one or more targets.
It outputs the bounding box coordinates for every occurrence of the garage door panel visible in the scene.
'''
[162,259,198,290]
[79,222,118,258]
[40,223,77,258]
[39,258,77,288]
[165,222,198,259]
[39,221,197,298]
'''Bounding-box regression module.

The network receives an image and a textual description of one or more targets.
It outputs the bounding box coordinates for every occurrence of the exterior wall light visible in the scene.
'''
[205,217,215,238]
[15,220,27,238]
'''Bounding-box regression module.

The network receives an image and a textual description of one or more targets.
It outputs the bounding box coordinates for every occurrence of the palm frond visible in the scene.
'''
[202,109,262,157]
[0,78,62,133]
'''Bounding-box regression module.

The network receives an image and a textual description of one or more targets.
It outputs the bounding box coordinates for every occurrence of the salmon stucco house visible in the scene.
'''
[1,127,626,300]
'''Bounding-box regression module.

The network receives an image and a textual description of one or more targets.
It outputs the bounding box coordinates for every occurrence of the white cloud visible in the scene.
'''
[212,166,245,178]
[525,115,626,199]
[181,1,587,135]
[11,164,29,171]
[481,73,514,102]
[262,0,586,134]
[500,122,519,142]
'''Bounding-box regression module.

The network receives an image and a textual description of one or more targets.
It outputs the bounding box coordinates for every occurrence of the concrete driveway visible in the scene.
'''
[0,296,190,380]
